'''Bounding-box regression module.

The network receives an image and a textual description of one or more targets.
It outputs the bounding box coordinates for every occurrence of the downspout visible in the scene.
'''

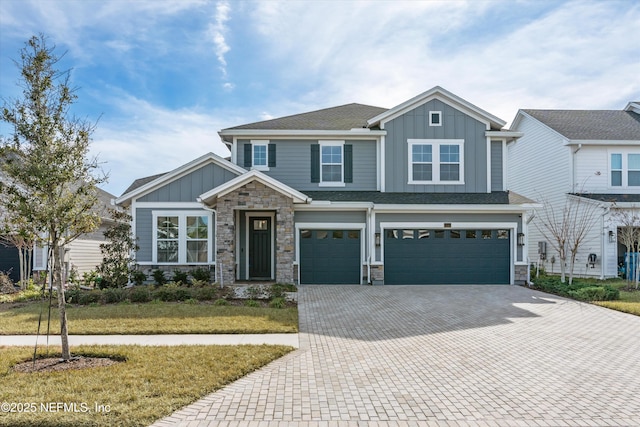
[601,205,611,280]
[366,206,372,285]
[571,143,582,192]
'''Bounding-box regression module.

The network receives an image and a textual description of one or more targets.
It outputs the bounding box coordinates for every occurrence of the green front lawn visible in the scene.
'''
[595,282,640,315]
[0,344,293,427]
[0,301,298,335]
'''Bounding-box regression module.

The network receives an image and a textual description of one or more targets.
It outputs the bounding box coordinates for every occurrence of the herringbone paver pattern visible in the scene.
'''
[151,285,640,427]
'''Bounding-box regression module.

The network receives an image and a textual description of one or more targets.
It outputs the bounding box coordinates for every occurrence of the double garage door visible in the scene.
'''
[299,228,510,285]
[385,228,510,285]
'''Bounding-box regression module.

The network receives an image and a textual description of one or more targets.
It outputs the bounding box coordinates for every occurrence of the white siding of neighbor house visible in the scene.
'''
[66,239,104,277]
[574,145,640,194]
[508,114,577,273]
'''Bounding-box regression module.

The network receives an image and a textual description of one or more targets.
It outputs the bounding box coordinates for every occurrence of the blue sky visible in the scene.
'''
[1,0,639,196]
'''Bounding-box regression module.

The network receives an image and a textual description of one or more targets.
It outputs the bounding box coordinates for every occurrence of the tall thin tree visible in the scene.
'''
[0,34,105,360]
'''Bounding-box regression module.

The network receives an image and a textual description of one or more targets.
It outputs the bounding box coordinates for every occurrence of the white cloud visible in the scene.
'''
[208,0,232,80]
[91,93,230,195]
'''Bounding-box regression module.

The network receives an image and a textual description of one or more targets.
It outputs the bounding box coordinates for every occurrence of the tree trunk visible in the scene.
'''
[52,242,71,360]
[18,249,25,289]
[568,253,576,285]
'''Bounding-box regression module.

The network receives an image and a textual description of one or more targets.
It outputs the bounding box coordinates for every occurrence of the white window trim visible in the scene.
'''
[429,111,442,127]
[251,140,269,171]
[152,210,214,265]
[408,139,465,185]
[609,149,640,188]
[319,140,345,187]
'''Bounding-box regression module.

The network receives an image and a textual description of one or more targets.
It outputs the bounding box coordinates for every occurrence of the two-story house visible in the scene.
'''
[116,86,535,285]
[508,102,640,279]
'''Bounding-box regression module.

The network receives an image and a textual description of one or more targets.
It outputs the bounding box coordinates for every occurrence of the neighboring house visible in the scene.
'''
[508,102,640,279]
[116,86,536,285]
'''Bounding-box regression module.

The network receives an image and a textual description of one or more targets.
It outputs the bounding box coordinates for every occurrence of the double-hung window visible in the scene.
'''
[408,139,464,184]
[610,151,640,188]
[320,141,344,186]
[153,211,213,264]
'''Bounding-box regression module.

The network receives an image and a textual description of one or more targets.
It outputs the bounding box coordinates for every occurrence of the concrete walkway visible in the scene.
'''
[0,334,299,347]
[151,285,640,427]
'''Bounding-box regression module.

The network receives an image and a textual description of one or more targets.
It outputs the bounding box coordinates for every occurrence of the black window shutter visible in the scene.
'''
[344,144,353,183]
[243,144,252,167]
[310,144,320,183]
[268,143,276,167]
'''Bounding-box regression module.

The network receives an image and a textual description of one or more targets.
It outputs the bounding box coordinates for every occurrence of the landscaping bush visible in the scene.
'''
[131,270,146,286]
[65,287,82,304]
[245,299,261,307]
[129,286,152,303]
[194,286,218,301]
[191,267,211,283]
[269,297,286,309]
[532,275,620,301]
[152,269,167,286]
[153,283,180,302]
[103,287,127,304]
[172,270,189,286]
[77,290,102,305]
[213,298,229,306]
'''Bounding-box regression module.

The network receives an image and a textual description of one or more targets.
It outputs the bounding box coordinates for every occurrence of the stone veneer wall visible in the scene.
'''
[515,264,528,285]
[370,265,384,284]
[215,181,295,285]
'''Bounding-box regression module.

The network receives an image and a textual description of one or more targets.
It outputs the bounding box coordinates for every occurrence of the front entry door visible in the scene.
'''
[249,217,272,279]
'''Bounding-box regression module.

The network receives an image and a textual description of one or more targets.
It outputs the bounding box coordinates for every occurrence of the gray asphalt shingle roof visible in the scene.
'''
[223,103,388,131]
[523,109,640,140]
[574,193,640,203]
[121,172,168,196]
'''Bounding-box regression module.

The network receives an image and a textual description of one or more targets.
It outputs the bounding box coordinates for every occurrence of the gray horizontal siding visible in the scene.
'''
[138,163,239,202]
[295,210,366,223]
[238,139,377,191]
[385,99,488,193]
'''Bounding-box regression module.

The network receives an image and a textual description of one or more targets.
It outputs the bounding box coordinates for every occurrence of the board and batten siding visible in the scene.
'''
[134,207,216,264]
[137,163,239,203]
[491,141,503,191]
[383,99,488,193]
[237,139,378,191]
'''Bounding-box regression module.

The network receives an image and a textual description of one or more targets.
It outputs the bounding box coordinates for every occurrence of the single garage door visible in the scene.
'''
[384,228,510,285]
[300,229,361,284]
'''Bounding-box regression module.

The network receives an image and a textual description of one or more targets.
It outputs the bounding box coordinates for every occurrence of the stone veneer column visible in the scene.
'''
[215,181,295,285]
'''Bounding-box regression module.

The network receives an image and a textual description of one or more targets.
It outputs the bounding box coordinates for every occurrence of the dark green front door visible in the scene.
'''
[384,229,510,284]
[249,217,271,279]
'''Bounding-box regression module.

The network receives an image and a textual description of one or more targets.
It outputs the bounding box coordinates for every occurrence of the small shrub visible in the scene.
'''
[65,288,82,304]
[172,270,189,286]
[184,298,198,305]
[191,279,208,288]
[78,290,102,305]
[245,299,261,307]
[154,283,181,302]
[131,270,146,286]
[267,283,286,299]
[191,268,211,283]
[103,287,127,304]
[175,287,192,301]
[213,298,229,306]
[152,269,167,286]
[269,297,286,309]
[129,286,151,303]
[195,286,218,301]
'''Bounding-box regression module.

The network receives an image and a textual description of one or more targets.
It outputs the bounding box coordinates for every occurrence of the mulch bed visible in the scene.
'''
[12,356,122,373]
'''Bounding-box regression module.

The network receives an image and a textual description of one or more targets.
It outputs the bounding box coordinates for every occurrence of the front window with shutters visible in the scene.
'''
[153,211,213,264]
[320,142,344,186]
[408,139,464,184]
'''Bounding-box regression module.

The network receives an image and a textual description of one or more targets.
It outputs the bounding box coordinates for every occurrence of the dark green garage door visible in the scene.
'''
[300,229,361,284]
[385,229,510,285]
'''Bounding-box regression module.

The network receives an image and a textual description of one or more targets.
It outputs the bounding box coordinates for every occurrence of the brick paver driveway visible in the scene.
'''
[153,285,640,427]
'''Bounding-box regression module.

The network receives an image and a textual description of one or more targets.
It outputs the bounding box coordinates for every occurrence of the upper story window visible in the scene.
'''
[610,151,640,187]
[429,111,442,126]
[320,141,344,186]
[244,140,275,170]
[153,211,213,264]
[408,139,464,185]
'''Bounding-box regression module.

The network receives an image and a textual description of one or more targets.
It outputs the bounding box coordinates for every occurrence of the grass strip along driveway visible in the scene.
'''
[0,301,298,335]
[0,344,293,427]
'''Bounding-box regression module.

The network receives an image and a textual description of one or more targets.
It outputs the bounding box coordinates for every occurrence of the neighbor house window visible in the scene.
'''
[408,139,464,184]
[610,151,640,187]
[252,144,267,168]
[320,142,343,185]
[153,211,213,264]
[429,111,442,126]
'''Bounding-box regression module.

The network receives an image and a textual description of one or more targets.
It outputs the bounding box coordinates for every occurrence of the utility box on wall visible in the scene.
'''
[538,241,547,260]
